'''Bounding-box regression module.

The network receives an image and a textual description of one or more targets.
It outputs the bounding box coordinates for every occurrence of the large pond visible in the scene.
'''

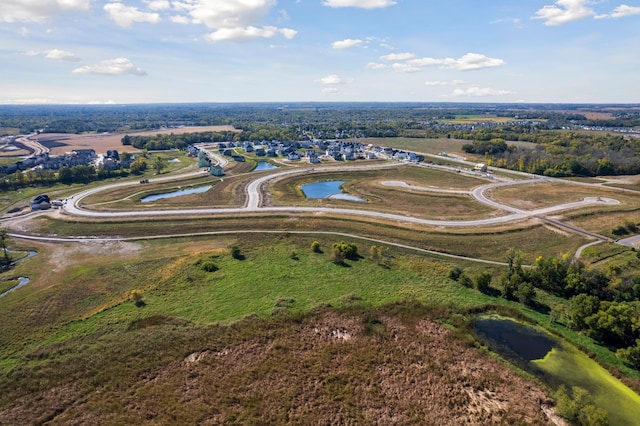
[301,180,365,202]
[141,186,212,203]
[475,316,557,362]
[254,161,279,171]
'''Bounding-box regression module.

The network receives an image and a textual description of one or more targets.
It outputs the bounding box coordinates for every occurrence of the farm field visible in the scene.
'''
[31,125,238,155]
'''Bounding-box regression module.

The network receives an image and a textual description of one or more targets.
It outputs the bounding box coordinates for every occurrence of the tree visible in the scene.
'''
[130,158,147,175]
[330,246,345,264]
[332,241,358,261]
[0,229,11,270]
[475,271,493,294]
[569,294,600,330]
[515,283,536,306]
[449,266,463,281]
[310,241,321,253]
[130,289,145,307]
[153,155,167,174]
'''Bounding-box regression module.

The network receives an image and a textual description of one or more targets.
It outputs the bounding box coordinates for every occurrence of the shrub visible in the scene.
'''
[311,241,321,253]
[130,289,145,307]
[449,266,463,281]
[201,261,218,272]
[474,271,493,294]
[230,245,243,259]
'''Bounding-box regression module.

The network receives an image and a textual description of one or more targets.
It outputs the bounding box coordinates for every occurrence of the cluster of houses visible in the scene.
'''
[0,149,131,176]
[189,139,424,167]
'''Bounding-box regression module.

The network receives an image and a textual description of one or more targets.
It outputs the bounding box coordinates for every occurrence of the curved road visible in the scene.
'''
[55,162,620,239]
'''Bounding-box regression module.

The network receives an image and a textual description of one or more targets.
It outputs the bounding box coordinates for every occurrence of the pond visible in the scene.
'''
[254,161,279,171]
[475,316,557,362]
[141,186,212,203]
[301,180,365,202]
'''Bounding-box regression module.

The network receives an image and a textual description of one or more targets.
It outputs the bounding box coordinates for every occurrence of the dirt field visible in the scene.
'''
[32,125,238,155]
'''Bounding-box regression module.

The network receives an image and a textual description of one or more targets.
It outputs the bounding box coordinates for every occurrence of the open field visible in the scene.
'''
[32,125,238,155]
[24,214,586,264]
[487,180,640,210]
[1,233,638,424]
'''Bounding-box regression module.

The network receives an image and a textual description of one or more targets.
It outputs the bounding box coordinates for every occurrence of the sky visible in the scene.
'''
[1,0,639,104]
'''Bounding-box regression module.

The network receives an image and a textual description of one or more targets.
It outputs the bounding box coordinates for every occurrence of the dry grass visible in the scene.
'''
[0,304,557,425]
[487,181,639,210]
[267,166,499,220]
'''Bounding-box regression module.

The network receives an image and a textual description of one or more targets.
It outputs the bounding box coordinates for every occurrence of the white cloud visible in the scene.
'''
[533,0,595,26]
[45,49,81,61]
[332,38,363,49]
[104,2,161,27]
[143,0,171,11]
[317,74,344,85]
[391,63,421,73]
[323,0,396,9]
[408,53,505,71]
[452,86,515,97]
[24,49,81,61]
[205,25,297,41]
[186,0,275,29]
[170,15,190,24]
[597,4,640,19]
[425,80,464,86]
[172,0,296,43]
[322,87,340,94]
[366,62,387,69]
[72,57,147,76]
[447,53,506,71]
[380,52,415,61]
[0,0,90,23]
[490,17,524,29]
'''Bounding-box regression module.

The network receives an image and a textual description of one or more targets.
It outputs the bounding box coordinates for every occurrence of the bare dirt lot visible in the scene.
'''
[32,125,239,155]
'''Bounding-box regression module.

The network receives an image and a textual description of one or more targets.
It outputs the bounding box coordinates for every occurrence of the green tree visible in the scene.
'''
[475,271,493,294]
[0,229,11,269]
[153,155,166,174]
[310,241,321,253]
[332,241,358,261]
[515,283,536,306]
[569,294,601,330]
[130,158,147,175]
[449,266,463,281]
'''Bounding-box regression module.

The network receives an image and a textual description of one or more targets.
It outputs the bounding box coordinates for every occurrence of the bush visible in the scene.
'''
[459,274,474,288]
[449,266,463,281]
[230,245,243,259]
[130,289,145,307]
[475,271,493,294]
[311,241,321,253]
[201,261,218,272]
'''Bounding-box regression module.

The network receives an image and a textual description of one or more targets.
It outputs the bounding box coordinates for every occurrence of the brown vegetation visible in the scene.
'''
[0,304,559,425]
[32,125,238,155]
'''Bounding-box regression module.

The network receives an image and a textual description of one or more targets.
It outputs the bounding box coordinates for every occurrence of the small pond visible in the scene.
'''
[475,316,557,362]
[0,277,30,299]
[141,185,212,203]
[301,180,365,202]
[254,161,279,171]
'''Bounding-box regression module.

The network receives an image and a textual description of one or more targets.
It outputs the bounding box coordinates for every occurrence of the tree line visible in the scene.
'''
[452,248,640,370]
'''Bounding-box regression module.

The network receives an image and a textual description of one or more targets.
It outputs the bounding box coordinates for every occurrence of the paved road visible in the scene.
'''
[58,162,620,238]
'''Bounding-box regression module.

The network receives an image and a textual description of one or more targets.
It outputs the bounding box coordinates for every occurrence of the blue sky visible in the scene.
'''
[1,0,639,104]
